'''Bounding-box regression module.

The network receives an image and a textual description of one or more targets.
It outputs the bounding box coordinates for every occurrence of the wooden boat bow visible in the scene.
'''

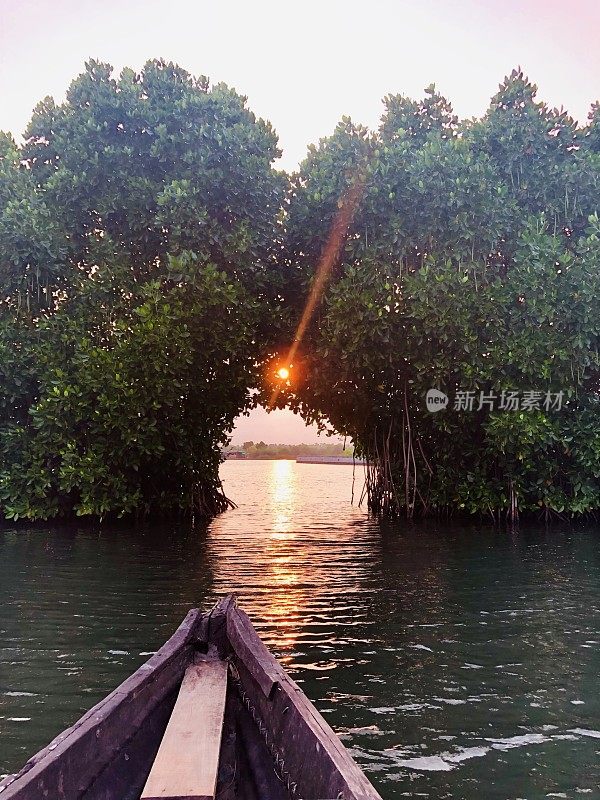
[0,595,382,800]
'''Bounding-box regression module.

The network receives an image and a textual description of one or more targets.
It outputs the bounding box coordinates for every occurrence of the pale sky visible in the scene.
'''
[1,0,598,443]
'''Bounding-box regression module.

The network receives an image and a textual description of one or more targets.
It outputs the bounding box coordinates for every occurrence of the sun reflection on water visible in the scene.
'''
[270,459,295,535]
[262,460,303,647]
[207,460,373,654]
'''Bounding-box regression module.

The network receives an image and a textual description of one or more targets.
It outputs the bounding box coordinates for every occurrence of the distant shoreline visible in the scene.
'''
[224,455,364,464]
[224,455,350,461]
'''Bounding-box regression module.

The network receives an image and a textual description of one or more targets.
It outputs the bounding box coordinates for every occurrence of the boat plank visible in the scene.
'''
[141,660,227,800]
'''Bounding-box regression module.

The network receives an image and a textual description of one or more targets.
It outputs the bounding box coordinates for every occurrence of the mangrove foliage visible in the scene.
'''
[0,59,284,520]
[283,71,600,521]
[1,63,599,523]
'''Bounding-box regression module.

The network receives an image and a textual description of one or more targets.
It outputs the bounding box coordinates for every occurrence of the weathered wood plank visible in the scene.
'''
[226,607,281,699]
[141,660,227,800]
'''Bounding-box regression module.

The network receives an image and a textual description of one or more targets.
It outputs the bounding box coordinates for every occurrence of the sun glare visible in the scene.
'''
[276,367,290,380]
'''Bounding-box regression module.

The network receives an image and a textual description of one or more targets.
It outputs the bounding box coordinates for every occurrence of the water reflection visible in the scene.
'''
[208,460,375,653]
[270,459,295,534]
[1,462,599,798]
[265,461,303,645]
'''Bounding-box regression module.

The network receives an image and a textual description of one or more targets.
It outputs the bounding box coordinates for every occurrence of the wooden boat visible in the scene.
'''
[0,596,382,800]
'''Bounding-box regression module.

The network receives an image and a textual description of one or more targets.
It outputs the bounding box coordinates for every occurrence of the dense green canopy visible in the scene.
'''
[1,64,598,523]
[283,71,600,521]
[0,59,284,520]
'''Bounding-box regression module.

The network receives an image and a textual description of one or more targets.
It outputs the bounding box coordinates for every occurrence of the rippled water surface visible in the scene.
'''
[1,460,599,798]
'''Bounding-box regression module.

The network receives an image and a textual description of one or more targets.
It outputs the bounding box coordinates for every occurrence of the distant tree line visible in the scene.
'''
[0,61,598,522]
[227,442,350,459]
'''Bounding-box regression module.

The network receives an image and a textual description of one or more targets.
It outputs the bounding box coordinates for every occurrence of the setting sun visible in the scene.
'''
[276,367,290,380]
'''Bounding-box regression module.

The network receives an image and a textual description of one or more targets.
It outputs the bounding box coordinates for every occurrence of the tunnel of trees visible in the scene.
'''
[0,61,599,522]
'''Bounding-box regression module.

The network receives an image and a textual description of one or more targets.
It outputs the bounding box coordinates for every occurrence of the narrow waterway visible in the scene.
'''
[0,460,599,798]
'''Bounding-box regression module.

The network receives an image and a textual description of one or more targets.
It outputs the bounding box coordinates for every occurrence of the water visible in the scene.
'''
[1,460,599,798]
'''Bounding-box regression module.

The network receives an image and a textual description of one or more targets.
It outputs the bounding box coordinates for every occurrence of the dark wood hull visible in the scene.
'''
[0,596,382,800]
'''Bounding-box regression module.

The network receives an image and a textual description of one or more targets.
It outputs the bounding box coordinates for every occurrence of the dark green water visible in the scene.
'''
[1,460,599,798]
